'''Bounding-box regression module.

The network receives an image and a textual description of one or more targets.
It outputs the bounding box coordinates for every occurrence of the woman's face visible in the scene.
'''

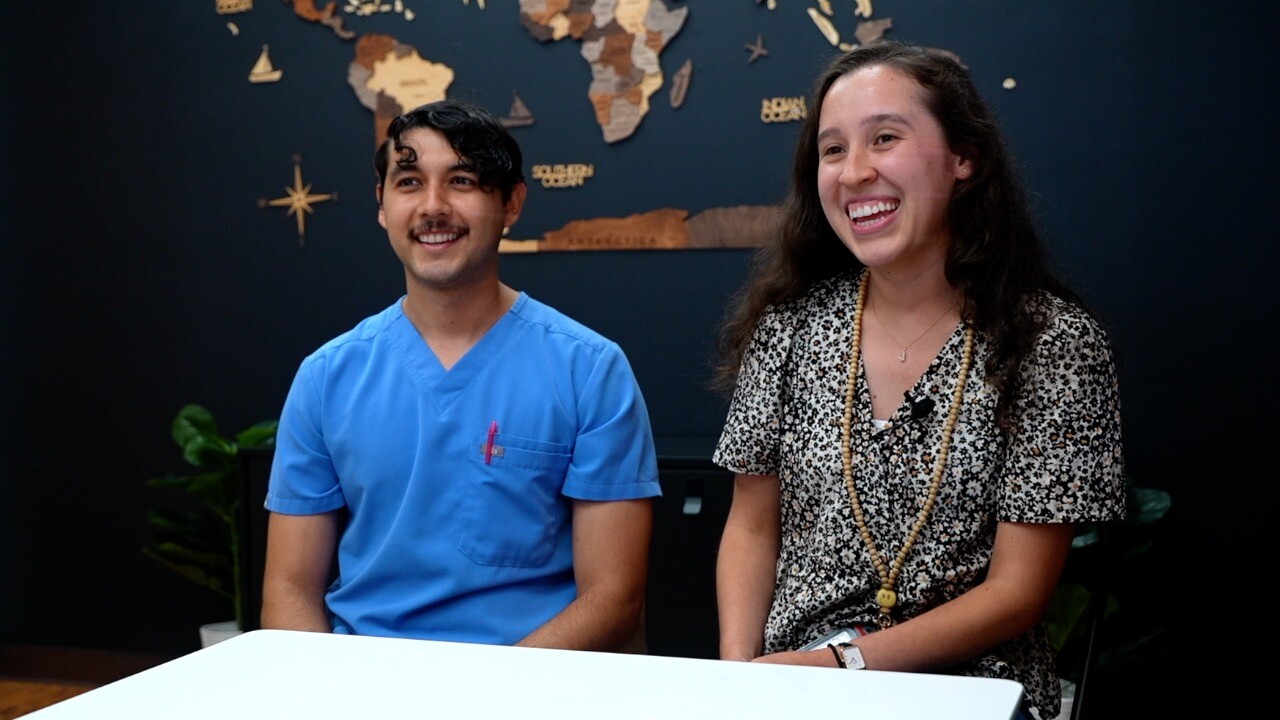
[815,64,971,274]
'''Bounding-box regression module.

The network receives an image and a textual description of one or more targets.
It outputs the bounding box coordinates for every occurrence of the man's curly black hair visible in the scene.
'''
[374,100,525,202]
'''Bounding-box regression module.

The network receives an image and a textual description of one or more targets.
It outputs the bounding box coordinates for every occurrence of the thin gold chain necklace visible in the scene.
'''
[870,293,957,363]
[840,271,974,628]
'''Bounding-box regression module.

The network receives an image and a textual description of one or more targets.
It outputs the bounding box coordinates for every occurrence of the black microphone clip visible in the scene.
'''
[906,394,935,422]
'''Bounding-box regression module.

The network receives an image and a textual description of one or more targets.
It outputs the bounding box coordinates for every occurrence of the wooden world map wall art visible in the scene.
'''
[224,1,999,252]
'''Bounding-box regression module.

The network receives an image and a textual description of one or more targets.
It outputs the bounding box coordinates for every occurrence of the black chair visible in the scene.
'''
[644,454,733,659]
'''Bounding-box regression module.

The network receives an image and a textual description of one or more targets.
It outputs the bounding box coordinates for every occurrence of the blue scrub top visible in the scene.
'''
[266,293,661,644]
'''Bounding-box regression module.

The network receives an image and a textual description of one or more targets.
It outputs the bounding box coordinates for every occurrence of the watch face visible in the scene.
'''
[840,643,865,670]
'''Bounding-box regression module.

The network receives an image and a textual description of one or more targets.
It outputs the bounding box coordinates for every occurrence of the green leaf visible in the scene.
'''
[145,539,231,570]
[186,470,235,509]
[1122,487,1171,526]
[145,404,280,619]
[181,433,236,468]
[145,508,230,550]
[236,420,279,449]
[1044,582,1092,652]
[145,507,201,533]
[1070,525,1100,549]
[172,404,219,445]
[142,546,233,600]
[172,405,236,467]
[148,471,198,490]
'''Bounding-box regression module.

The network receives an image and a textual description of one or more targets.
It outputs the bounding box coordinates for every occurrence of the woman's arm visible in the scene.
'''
[716,473,783,661]
[856,521,1074,671]
[753,520,1075,670]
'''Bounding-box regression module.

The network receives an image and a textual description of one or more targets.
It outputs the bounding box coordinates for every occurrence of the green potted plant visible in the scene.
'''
[143,403,278,641]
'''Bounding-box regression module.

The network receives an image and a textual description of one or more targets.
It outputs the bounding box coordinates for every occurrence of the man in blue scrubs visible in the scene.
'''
[261,100,661,650]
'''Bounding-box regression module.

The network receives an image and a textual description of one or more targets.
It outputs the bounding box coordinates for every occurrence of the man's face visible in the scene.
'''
[377,127,525,294]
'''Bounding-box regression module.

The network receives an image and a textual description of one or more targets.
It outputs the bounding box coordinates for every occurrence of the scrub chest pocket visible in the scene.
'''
[458,432,572,567]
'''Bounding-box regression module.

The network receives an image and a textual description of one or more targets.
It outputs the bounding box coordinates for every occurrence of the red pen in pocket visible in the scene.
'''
[484,421,498,464]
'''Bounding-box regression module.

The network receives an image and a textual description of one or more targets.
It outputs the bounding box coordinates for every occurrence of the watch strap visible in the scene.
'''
[827,643,847,668]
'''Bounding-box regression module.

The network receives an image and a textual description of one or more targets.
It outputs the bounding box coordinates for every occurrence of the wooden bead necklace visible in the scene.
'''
[840,271,975,628]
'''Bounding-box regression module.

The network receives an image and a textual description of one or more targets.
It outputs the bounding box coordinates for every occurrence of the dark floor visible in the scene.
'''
[0,680,95,719]
[0,644,169,719]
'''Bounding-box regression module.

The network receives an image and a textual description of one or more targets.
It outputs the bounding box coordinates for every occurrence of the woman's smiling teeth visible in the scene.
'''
[847,200,899,223]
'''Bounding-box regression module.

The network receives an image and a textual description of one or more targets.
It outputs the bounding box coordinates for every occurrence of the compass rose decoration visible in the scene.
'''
[258,155,337,247]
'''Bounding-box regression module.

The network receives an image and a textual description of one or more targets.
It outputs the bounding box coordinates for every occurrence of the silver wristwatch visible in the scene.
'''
[837,642,866,670]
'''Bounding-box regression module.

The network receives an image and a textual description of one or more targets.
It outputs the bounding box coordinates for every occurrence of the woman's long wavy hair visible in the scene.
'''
[712,41,1081,430]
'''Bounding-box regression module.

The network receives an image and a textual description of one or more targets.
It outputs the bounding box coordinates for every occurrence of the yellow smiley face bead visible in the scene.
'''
[876,587,897,609]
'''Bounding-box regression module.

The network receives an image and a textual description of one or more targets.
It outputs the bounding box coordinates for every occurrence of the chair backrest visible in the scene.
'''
[644,456,733,659]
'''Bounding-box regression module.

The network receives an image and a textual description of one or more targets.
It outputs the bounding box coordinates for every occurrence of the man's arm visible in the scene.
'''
[260,511,340,632]
[516,498,652,651]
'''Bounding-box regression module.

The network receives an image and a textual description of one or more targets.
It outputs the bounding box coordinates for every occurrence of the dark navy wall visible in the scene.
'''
[3,3,1276,715]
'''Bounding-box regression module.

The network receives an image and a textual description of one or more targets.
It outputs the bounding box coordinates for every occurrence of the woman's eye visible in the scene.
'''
[821,144,845,157]
[873,132,899,145]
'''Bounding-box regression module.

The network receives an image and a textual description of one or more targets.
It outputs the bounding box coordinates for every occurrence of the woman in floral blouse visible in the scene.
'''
[712,41,1126,720]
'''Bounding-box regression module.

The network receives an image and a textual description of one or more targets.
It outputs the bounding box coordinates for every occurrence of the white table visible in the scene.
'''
[26,629,1023,719]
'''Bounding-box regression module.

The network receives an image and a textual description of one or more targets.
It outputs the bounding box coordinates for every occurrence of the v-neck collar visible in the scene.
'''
[389,293,529,412]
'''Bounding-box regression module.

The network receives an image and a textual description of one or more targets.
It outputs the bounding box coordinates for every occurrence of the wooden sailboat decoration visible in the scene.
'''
[248,45,283,84]
[499,91,535,128]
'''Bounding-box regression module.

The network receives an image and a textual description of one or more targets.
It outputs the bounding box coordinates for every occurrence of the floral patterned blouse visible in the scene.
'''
[713,269,1126,719]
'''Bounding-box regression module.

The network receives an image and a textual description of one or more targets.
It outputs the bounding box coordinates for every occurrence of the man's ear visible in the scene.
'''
[503,182,528,228]
[375,183,387,229]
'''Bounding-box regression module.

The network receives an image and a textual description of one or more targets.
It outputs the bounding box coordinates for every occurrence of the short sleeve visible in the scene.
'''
[561,344,661,501]
[999,308,1127,523]
[264,356,347,515]
[713,306,797,476]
